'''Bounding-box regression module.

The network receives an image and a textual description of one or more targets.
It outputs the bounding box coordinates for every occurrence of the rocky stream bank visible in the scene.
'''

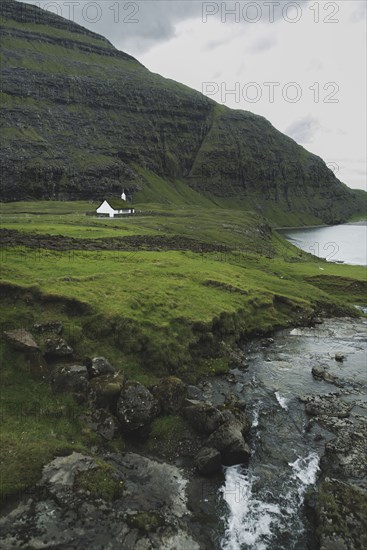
[0,316,366,549]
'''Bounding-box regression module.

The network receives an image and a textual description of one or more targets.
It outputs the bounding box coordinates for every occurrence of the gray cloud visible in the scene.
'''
[350,2,366,23]
[19,1,311,55]
[286,115,320,144]
[248,36,277,53]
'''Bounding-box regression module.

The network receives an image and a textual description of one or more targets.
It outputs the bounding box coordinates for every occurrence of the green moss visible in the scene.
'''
[149,415,187,440]
[126,511,164,533]
[74,460,124,501]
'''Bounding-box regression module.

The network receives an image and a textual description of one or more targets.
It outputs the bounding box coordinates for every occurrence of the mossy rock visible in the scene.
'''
[74,461,124,501]
[126,511,164,533]
[88,373,125,412]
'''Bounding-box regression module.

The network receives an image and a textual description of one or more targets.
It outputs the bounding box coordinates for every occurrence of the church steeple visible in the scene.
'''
[121,189,126,201]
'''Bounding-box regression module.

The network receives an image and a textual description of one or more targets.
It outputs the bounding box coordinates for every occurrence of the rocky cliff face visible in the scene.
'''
[1,0,365,223]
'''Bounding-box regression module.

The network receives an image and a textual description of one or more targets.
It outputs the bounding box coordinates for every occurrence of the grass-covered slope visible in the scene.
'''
[1,201,366,505]
[1,0,365,224]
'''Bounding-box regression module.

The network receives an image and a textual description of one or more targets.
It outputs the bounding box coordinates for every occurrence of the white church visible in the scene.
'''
[96,191,135,218]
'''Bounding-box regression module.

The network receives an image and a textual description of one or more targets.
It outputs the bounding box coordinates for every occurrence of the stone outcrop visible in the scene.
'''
[0,451,201,549]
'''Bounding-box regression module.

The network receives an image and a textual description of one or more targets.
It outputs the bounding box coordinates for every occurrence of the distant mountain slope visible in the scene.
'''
[1,0,365,224]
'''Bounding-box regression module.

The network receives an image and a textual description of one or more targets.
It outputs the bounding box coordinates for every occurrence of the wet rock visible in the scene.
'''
[117,381,159,432]
[186,385,205,401]
[335,352,346,362]
[81,409,119,440]
[52,364,89,395]
[88,356,115,378]
[313,317,323,325]
[206,420,251,466]
[183,400,225,435]
[4,328,39,352]
[194,447,221,476]
[44,336,73,359]
[152,376,187,414]
[322,418,367,480]
[302,395,353,418]
[227,347,248,369]
[88,373,125,412]
[312,366,342,386]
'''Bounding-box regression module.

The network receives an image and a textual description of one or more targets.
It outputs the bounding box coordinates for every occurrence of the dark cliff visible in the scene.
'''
[1,0,365,223]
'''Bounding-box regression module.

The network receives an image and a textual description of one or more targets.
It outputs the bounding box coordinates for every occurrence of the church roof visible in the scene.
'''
[106,199,129,209]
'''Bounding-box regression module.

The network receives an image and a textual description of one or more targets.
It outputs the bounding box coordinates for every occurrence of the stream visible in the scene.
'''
[202,317,367,549]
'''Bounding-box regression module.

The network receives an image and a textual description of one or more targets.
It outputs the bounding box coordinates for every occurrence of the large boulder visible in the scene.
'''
[4,329,39,352]
[117,381,159,432]
[152,377,187,414]
[88,373,125,412]
[220,408,252,437]
[194,447,222,476]
[183,400,225,435]
[88,356,115,378]
[206,420,251,466]
[52,364,89,396]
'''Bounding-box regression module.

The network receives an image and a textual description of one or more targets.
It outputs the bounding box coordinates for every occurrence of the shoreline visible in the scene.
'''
[276,219,367,231]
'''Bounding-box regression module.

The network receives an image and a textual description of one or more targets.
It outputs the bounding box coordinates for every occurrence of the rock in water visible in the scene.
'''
[4,328,39,352]
[117,381,159,432]
[206,420,251,466]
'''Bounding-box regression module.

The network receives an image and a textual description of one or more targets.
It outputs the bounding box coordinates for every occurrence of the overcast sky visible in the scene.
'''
[20,1,366,190]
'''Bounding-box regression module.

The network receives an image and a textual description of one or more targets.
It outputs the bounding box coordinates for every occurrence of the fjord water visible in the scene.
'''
[212,318,367,549]
[281,222,367,265]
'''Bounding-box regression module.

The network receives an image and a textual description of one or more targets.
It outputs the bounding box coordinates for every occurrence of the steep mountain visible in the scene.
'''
[1,0,365,224]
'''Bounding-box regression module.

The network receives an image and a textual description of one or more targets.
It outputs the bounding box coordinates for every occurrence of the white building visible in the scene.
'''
[96,193,135,218]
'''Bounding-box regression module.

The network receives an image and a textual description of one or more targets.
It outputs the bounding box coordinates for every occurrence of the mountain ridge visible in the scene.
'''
[1,0,365,224]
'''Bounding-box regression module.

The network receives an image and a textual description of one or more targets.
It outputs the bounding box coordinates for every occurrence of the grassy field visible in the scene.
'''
[0,200,366,504]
